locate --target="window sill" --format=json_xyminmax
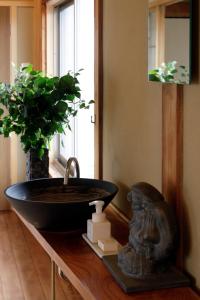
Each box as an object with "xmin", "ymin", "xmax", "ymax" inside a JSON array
[{"xmin": 49, "ymin": 159, "xmax": 65, "ymax": 178}]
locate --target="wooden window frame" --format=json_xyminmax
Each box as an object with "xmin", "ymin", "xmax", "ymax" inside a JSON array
[{"xmin": 149, "ymin": 0, "xmax": 184, "ymax": 9}]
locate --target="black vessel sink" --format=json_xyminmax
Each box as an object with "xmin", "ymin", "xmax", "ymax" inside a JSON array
[{"xmin": 5, "ymin": 178, "xmax": 118, "ymax": 230}]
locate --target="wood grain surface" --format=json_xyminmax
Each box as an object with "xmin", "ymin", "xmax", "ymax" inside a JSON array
[
  {"xmin": 162, "ymin": 84, "xmax": 184, "ymax": 269},
  {"xmin": 0, "ymin": 211, "xmax": 81, "ymax": 300},
  {"xmin": 13, "ymin": 207, "xmax": 200, "ymax": 300}
]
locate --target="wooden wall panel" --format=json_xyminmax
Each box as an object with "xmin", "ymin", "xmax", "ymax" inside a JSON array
[
  {"xmin": 0, "ymin": 7, "xmax": 10, "ymax": 210},
  {"xmin": 33, "ymin": 0, "xmax": 46, "ymax": 70},
  {"xmin": 0, "ymin": 6, "xmax": 10, "ymax": 82}
]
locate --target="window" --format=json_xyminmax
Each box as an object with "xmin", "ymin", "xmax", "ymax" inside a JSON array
[{"xmin": 47, "ymin": 0, "xmax": 96, "ymax": 178}]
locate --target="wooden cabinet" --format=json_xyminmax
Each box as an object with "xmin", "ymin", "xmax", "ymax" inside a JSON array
[{"xmin": 14, "ymin": 207, "xmax": 200, "ymax": 300}]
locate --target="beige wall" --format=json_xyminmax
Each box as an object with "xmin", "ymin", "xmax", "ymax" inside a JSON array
[
  {"xmin": 17, "ymin": 7, "xmax": 33, "ymax": 66},
  {"xmin": 103, "ymin": 0, "xmax": 162, "ymax": 217},
  {"xmin": 103, "ymin": 0, "xmax": 200, "ymax": 289},
  {"xmin": 0, "ymin": 7, "xmax": 11, "ymax": 209},
  {"xmin": 0, "ymin": 5, "xmax": 33, "ymax": 209},
  {"xmin": 184, "ymin": 83, "xmax": 200, "ymax": 285},
  {"xmin": 0, "ymin": 7, "xmax": 10, "ymax": 83},
  {"xmin": 12, "ymin": 6, "xmax": 34, "ymax": 184}
]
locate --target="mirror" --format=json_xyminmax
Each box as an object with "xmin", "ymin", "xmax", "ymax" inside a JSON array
[{"xmin": 148, "ymin": 0, "xmax": 192, "ymax": 84}]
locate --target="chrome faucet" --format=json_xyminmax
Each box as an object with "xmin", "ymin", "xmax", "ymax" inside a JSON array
[{"xmin": 64, "ymin": 157, "xmax": 80, "ymax": 185}]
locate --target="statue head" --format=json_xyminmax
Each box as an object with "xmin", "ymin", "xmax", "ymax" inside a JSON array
[{"xmin": 128, "ymin": 182, "xmax": 165, "ymax": 211}]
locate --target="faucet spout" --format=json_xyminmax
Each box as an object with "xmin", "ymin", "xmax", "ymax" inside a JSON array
[{"xmin": 64, "ymin": 157, "xmax": 80, "ymax": 185}]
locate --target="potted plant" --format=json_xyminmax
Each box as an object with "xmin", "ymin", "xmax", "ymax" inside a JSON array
[{"xmin": 0, "ymin": 64, "xmax": 93, "ymax": 180}]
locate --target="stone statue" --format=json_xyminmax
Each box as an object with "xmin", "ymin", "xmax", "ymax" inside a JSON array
[{"xmin": 118, "ymin": 182, "xmax": 177, "ymax": 278}]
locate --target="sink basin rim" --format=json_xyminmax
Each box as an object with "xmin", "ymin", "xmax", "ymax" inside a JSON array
[{"xmin": 4, "ymin": 177, "xmax": 118, "ymax": 204}]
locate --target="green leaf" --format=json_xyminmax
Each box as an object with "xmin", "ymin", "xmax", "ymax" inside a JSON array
[
  {"xmin": 56, "ymin": 101, "xmax": 68, "ymax": 113},
  {"xmin": 165, "ymin": 75, "xmax": 174, "ymax": 81},
  {"xmin": 0, "ymin": 108, "xmax": 4, "ymax": 116},
  {"xmin": 22, "ymin": 64, "xmax": 33, "ymax": 73},
  {"xmin": 59, "ymin": 75, "xmax": 74, "ymax": 89},
  {"xmin": 3, "ymin": 130, "xmax": 10, "ymax": 137},
  {"xmin": 34, "ymin": 77, "xmax": 46, "ymax": 88},
  {"xmin": 75, "ymin": 92, "xmax": 81, "ymax": 99},
  {"xmin": 30, "ymin": 70, "xmax": 38, "ymax": 75},
  {"xmin": 46, "ymin": 78, "xmax": 55, "ymax": 90},
  {"xmin": 66, "ymin": 94, "xmax": 75, "ymax": 101},
  {"xmin": 79, "ymin": 103, "xmax": 86, "ymax": 109},
  {"xmin": 72, "ymin": 110, "xmax": 78, "ymax": 117},
  {"xmin": 12, "ymin": 125, "xmax": 21, "ymax": 134},
  {"xmin": 148, "ymin": 69, "xmax": 159, "ymax": 75},
  {"xmin": 57, "ymin": 125, "xmax": 64, "ymax": 133},
  {"xmin": 148, "ymin": 74, "xmax": 160, "ymax": 82},
  {"xmin": 67, "ymin": 124, "xmax": 72, "ymax": 131},
  {"xmin": 38, "ymin": 148, "xmax": 44, "ymax": 159}
]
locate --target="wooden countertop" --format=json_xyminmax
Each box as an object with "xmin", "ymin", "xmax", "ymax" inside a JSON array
[{"xmin": 14, "ymin": 207, "xmax": 199, "ymax": 300}]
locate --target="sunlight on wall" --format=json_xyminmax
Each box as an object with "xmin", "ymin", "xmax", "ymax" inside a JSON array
[{"xmin": 0, "ymin": 5, "xmax": 33, "ymax": 209}]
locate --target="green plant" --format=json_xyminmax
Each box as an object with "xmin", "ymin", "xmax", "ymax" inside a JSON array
[
  {"xmin": 148, "ymin": 61, "xmax": 189, "ymax": 84},
  {"xmin": 0, "ymin": 64, "xmax": 93, "ymax": 158}
]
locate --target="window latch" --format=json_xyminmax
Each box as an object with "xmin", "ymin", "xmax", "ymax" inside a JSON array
[{"xmin": 91, "ymin": 115, "xmax": 96, "ymax": 124}]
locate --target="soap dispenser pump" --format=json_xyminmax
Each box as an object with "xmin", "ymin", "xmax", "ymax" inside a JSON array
[
  {"xmin": 87, "ymin": 200, "xmax": 111, "ymax": 243},
  {"xmin": 89, "ymin": 200, "xmax": 106, "ymax": 223}
]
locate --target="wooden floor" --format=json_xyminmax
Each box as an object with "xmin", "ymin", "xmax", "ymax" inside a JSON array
[{"xmin": 0, "ymin": 211, "xmax": 82, "ymax": 300}]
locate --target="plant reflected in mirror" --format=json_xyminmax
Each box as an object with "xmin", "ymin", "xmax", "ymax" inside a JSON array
[{"xmin": 148, "ymin": 60, "xmax": 189, "ymax": 84}]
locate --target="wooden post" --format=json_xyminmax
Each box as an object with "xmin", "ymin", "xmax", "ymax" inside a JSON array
[{"xmin": 162, "ymin": 83, "xmax": 183, "ymax": 268}]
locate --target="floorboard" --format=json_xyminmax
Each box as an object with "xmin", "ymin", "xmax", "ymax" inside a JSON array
[
  {"xmin": 0, "ymin": 213, "xmax": 25, "ymax": 300},
  {"xmin": 0, "ymin": 212, "xmax": 82, "ymax": 300},
  {"xmin": 5, "ymin": 212, "xmax": 45, "ymax": 300},
  {"xmin": 0, "ymin": 277, "xmax": 4, "ymax": 300}
]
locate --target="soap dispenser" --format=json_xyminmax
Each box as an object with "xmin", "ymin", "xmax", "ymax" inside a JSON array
[{"xmin": 87, "ymin": 200, "xmax": 111, "ymax": 243}]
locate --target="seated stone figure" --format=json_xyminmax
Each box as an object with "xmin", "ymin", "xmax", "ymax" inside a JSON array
[{"xmin": 118, "ymin": 182, "xmax": 177, "ymax": 278}]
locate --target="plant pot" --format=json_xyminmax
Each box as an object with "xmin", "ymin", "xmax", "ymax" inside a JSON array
[{"xmin": 26, "ymin": 149, "xmax": 49, "ymax": 181}]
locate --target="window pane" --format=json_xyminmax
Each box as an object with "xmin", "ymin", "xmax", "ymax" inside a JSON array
[
  {"xmin": 148, "ymin": 11, "xmax": 156, "ymax": 71},
  {"xmin": 59, "ymin": 2, "xmax": 75, "ymax": 159},
  {"xmin": 58, "ymin": 0, "xmax": 94, "ymax": 178},
  {"xmin": 59, "ymin": 2, "xmax": 74, "ymax": 75},
  {"xmin": 75, "ymin": 0, "xmax": 94, "ymax": 178}
]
